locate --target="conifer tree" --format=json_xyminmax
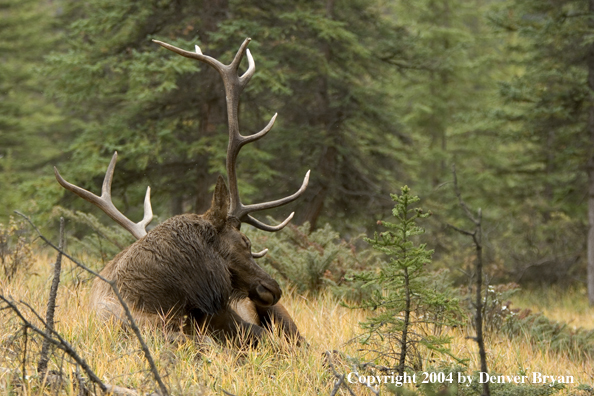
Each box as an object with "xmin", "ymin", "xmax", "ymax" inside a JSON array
[
  {"xmin": 44, "ymin": 0, "xmax": 410, "ymax": 231},
  {"xmin": 353, "ymin": 187, "xmax": 461, "ymax": 374},
  {"xmin": 385, "ymin": 0, "xmax": 500, "ymax": 195},
  {"xmin": 0, "ymin": 0, "xmax": 64, "ymax": 219},
  {"xmin": 491, "ymin": 0, "xmax": 594, "ymax": 303}
]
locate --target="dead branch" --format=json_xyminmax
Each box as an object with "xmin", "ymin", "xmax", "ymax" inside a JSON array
[
  {"xmin": 14, "ymin": 211, "xmax": 169, "ymax": 396},
  {"xmin": 329, "ymin": 374, "xmax": 345, "ymax": 396},
  {"xmin": 0, "ymin": 294, "xmax": 108, "ymax": 392},
  {"xmin": 38, "ymin": 216, "xmax": 64, "ymax": 374},
  {"xmin": 349, "ymin": 363, "xmax": 379, "ymax": 395},
  {"xmin": 452, "ymin": 164, "xmax": 479, "ymax": 226},
  {"xmin": 22, "ymin": 324, "xmax": 28, "ymax": 385},
  {"xmin": 323, "ymin": 351, "xmax": 357, "ymax": 396},
  {"xmin": 447, "ymin": 166, "xmax": 490, "ymax": 396},
  {"xmin": 1, "ymin": 296, "xmax": 149, "ymax": 396}
]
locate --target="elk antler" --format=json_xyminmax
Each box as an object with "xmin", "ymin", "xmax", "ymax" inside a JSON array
[
  {"xmin": 54, "ymin": 151, "xmax": 153, "ymax": 240},
  {"xmin": 153, "ymin": 38, "xmax": 310, "ymax": 232}
]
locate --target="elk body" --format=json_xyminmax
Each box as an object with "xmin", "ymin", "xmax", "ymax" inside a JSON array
[{"xmin": 54, "ymin": 38, "xmax": 310, "ymax": 345}]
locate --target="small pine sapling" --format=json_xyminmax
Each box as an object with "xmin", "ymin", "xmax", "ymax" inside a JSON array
[{"xmin": 353, "ymin": 186, "xmax": 463, "ymax": 375}]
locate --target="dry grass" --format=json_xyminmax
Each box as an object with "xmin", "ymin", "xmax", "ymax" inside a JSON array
[
  {"xmin": 513, "ymin": 286, "xmax": 594, "ymax": 330},
  {"xmin": 1, "ymin": 253, "xmax": 593, "ymax": 395}
]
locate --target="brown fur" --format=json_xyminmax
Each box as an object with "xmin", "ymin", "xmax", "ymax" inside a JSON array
[{"xmin": 90, "ymin": 178, "xmax": 302, "ymax": 345}]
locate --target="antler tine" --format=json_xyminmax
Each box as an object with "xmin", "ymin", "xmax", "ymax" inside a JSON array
[
  {"xmin": 140, "ymin": 186, "xmax": 154, "ymax": 230},
  {"xmin": 238, "ymin": 49, "xmax": 255, "ymax": 87},
  {"xmin": 236, "ymin": 170, "xmax": 310, "ymax": 220},
  {"xmin": 242, "ymin": 113, "xmax": 277, "ymax": 145},
  {"xmin": 152, "ymin": 38, "xmax": 254, "ymax": 87},
  {"xmin": 230, "ymin": 38, "xmax": 251, "ymax": 70},
  {"xmin": 245, "ymin": 212, "xmax": 295, "ymax": 232},
  {"xmin": 151, "ymin": 39, "xmax": 225, "ymax": 74},
  {"xmin": 54, "ymin": 151, "xmax": 153, "ymax": 240},
  {"xmin": 252, "ymin": 248, "xmax": 269, "ymax": 258}
]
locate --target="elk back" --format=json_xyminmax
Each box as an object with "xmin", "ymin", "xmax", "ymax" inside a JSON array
[{"xmin": 90, "ymin": 213, "xmax": 233, "ymax": 326}]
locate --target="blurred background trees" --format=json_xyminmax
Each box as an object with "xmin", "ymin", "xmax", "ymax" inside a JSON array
[{"xmin": 2, "ymin": 0, "xmax": 594, "ymax": 295}]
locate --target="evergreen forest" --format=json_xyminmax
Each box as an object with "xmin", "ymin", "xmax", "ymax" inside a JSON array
[{"xmin": 2, "ymin": 0, "xmax": 594, "ymax": 299}]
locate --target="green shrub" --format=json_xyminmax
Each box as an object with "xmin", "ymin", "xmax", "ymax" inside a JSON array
[
  {"xmin": 245, "ymin": 221, "xmax": 376, "ymax": 298},
  {"xmin": 502, "ymin": 310, "xmax": 594, "ymax": 361}
]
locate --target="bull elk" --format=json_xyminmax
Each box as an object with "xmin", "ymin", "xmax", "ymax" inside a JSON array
[{"xmin": 54, "ymin": 38, "xmax": 310, "ymax": 346}]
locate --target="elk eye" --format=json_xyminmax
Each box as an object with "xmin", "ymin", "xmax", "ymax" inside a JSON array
[{"xmin": 242, "ymin": 236, "xmax": 251, "ymax": 249}]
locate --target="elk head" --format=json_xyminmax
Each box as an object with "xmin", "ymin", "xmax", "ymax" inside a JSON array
[
  {"xmin": 54, "ymin": 38, "xmax": 309, "ymax": 344},
  {"xmin": 202, "ymin": 175, "xmax": 280, "ymax": 308}
]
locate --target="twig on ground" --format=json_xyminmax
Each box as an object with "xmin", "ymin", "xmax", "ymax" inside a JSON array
[
  {"xmin": 323, "ymin": 351, "xmax": 356, "ymax": 396},
  {"xmin": 14, "ymin": 211, "xmax": 169, "ymax": 396},
  {"xmin": 329, "ymin": 374, "xmax": 345, "ymax": 396},
  {"xmin": 350, "ymin": 363, "xmax": 379, "ymax": 395},
  {"xmin": 74, "ymin": 365, "xmax": 86, "ymax": 396},
  {"xmin": 0, "ymin": 294, "xmax": 108, "ymax": 392},
  {"xmin": 2, "ymin": 296, "xmax": 150, "ymax": 396}
]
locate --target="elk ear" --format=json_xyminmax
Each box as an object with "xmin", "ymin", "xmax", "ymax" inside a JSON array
[{"xmin": 205, "ymin": 175, "xmax": 230, "ymax": 230}]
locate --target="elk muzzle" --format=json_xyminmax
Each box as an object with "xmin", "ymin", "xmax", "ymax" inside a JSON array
[{"xmin": 248, "ymin": 280, "xmax": 281, "ymax": 307}]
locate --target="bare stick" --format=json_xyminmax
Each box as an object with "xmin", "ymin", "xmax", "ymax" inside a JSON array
[
  {"xmin": 22, "ymin": 324, "xmax": 28, "ymax": 385},
  {"xmin": 350, "ymin": 364, "xmax": 379, "ymax": 396},
  {"xmin": 0, "ymin": 295, "xmax": 108, "ymax": 392},
  {"xmin": 14, "ymin": 211, "xmax": 169, "ymax": 396},
  {"xmin": 329, "ymin": 374, "xmax": 345, "ymax": 396},
  {"xmin": 452, "ymin": 164, "xmax": 479, "ymax": 225},
  {"xmin": 19, "ymin": 299, "xmax": 143, "ymax": 396},
  {"xmin": 447, "ymin": 166, "xmax": 490, "ymax": 396},
  {"xmin": 323, "ymin": 351, "xmax": 356, "ymax": 396},
  {"xmin": 38, "ymin": 217, "xmax": 65, "ymax": 374}
]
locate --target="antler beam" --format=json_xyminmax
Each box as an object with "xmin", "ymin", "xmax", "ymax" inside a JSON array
[
  {"xmin": 153, "ymin": 38, "xmax": 310, "ymax": 231},
  {"xmin": 54, "ymin": 152, "xmax": 153, "ymax": 240}
]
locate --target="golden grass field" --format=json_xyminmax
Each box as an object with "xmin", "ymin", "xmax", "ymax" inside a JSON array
[{"xmin": 1, "ymin": 252, "xmax": 593, "ymax": 395}]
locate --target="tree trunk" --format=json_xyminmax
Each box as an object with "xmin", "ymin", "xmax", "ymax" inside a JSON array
[
  {"xmin": 398, "ymin": 267, "xmax": 411, "ymax": 376},
  {"xmin": 588, "ymin": 167, "xmax": 594, "ymax": 306},
  {"xmin": 298, "ymin": 146, "xmax": 336, "ymax": 229},
  {"xmin": 297, "ymin": 0, "xmax": 337, "ymax": 229},
  {"xmin": 587, "ymin": 0, "xmax": 594, "ymax": 306},
  {"xmin": 194, "ymin": 98, "xmax": 225, "ymax": 214},
  {"xmin": 542, "ymin": 129, "xmax": 555, "ymax": 222},
  {"xmin": 191, "ymin": 0, "xmax": 229, "ymax": 215}
]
